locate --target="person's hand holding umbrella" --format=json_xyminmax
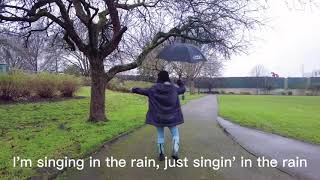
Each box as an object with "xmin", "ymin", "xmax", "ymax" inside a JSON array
[{"xmin": 176, "ymin": 79, "xmax": 183, "ymax": 87}]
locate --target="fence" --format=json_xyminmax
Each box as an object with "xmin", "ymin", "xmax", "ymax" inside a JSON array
[
  {"xmin": 194, "ymin": 77, "xmax": 320, "ymax": 95},
  {"xmin": 116, "ymin": 75, "xmax": 320, "ymax": 95},
  {"xmin": 194, "ymin": 77, "xmax": 320, "ymax": 89}
]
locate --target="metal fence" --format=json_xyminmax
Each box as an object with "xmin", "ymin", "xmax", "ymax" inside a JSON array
[{"xmin": 116, "ymin": 75, "xmax": 320, "ymax": 90}]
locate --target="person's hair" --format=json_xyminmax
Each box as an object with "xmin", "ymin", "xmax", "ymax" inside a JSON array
[{"xmin": 157, "ymin": 70, "xmax": 171, "ymax": 83}]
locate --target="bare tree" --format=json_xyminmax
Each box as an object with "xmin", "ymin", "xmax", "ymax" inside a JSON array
[
  {"xmin": 0, "ymin": 35, "xmax": 30, "ymax": 70},
  {"xmin": 171, "ymin": 58, "xmax": 223, "ymax": 94},
  {"xmin": 0, "ymin": 30, "xmax": 65, "ymax": 72},
  {"xmin": 40, "ymin": 46, "xmax": 67, "ymax": 73},
  {"xmin": 251, "ymin": 64, "xmax": 269, "ymax": 94},
  {"xmin": 200, "ymin": 61, "xmax": 223, "ymax": 78},
  {"xmin": 138, "ymin": 43, "xmax": 172, "ymax": 78},
  {"xmin": 251, "ymin": 64, "xmax": 268, "ymax": 77},
  {"xmin": 171, "ymin": 62, "xmax": 203, "ymax": 94},
  {"xmin": 0, "ymin": 33, "xmax": 40, "ymax": 71},
  {"xmin": 25, "ymin": 32, "xmax": 54, "ymax": 72},
  {"xmin": 63, "ymin": 50, "xmax": 90, "ymax": 76},
  {"xmin": 199, "ymin": 57, "xmax": 223, "ymax": 93},
  {"xmin": 0, "ymin": 0, "xmax": 264, "ymax": 122}
]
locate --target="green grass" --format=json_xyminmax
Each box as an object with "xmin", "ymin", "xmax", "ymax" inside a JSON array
[
  {"xmin": 0, "ymin": 86, "xmax": 203, "ymax": 179},
  {"xmin": 218, "ymin": 95, "xmax": 320, "ymax": 144}
]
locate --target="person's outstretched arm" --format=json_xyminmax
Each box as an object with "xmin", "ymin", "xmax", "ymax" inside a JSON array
[
  {"xmin": 131, "ymin": 87, "xmax": 150, "ymax": 96},
  {"xmin": 176, "ymin": 79, "xmax": 186, "ymax": 95}
]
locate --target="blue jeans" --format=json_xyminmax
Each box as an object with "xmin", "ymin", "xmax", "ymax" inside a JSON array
[{"xmin": 156, "ymin": 126, "xmax": 179, "ymax": 155}]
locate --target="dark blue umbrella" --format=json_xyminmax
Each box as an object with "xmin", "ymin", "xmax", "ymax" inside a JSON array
[{"xmin": 157, "ymin": 43, "xmax": 207, "ymax": 63}]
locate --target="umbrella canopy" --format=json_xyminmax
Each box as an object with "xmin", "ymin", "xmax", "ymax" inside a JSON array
[{"xmin": 157, "ymin": 43, "xmax": 207, "ymax": 63}]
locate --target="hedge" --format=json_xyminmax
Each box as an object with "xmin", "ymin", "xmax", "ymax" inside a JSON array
[{"xmin": 0, "ymin": 71, "xmax": 82, "ymax": 101}]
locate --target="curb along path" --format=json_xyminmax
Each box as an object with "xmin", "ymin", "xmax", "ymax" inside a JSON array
[{"xmin": 217, "ymin": 117, "xmax": 320, "ymax": 180}]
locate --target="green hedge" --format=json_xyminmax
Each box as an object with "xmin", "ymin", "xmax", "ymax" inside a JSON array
[
  {"xmin": 0, "ymin": 71, "xmax": 82, "ymax": 101},
  {"xmin": 106, "ymin": 78, "xmax": 152, "ymax": 93}
]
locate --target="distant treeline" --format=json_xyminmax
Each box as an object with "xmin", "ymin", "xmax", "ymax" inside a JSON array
[{"xmin": 117, "ymin": 75, "xmax": 320, "ymax": 89}]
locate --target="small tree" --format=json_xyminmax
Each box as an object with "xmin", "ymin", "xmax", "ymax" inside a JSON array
[{"xmin": 251, "ymin": 64, "xmax": 268, "ymax": 94}]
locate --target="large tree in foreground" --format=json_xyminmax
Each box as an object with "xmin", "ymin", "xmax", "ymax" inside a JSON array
[{"xmin": 0, "ymin": 0, "xmax": 264, "ymax": 122}]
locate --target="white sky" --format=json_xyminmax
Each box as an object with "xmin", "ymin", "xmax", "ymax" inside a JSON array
[{"xmin": 222, "ymin": 0, "xmax": 320, "ymax": 77}]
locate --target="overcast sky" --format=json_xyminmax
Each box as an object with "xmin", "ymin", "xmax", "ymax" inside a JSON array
[{"xmin": 222, "ymin": 0, "xmax": 320, "ymax": 77}]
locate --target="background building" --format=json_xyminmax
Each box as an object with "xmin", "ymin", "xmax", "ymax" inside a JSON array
[{"xmin": 0, "ymin": 64, "xmax": 9, "ymax": 73}]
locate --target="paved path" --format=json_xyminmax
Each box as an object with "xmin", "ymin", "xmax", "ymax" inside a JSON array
[
  {"xmin": 217, "ymin": 117, "xmax": 320, "ymax": 180},
  {"xmin": 59, "ymin": 95, "xmax": 293, "ymax": 180}
]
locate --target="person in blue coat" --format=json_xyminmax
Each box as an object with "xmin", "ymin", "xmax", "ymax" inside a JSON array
[{"xmin": 131, "ymin": 70, "xmax": 186, "ymax": 161}]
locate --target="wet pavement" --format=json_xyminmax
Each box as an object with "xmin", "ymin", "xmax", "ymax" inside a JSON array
[
  {"xmin": 58, "ymin": 95, "xmax": 293, "ymax": 180},
  {"xmin": 218, "ymin": 117, "xmax": 320, "ymax": 180}
]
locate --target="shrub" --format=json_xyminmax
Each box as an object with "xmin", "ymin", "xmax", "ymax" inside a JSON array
[
  {"xmin": 0, "ymin": 74, "xmax": 16, "ymax": 100},
  {"xmin": 305, "ymin": 92, "xmax": 313, "ymax": 96},
  {"xmin": 0, "ymin": 71, "xmax": 33, "ymax": 101},
  {"xmin": 220, "ymin": 90, "xmax": 226, "ymax": 94},
  {"xmin": 123, "ymin": 80, "xmax": 152, "ymax": 89},
  {"xmin": 106, "ymin": 79, "xmax": 130, "ymax": 93},
  {"xmin": 106, "ymin": 78, "xmax": 120, "ymax": 90},
  {"xmin": 0, "ymin": 72, "xmax": 83, "ymax": 101},
  {"xmin": 106, "ymin": 78, "xmax": 152, "ymax": 93},
  {"xmin": 228, "ymin": 92, "xmax": 235, "ymax": 94},
  {"xmin": 58, "ymin": 74, "xmax": 82, "ymax": 97},
  {"xmin": 281, "ymin": 91, "xmax": 286, "ymax": 95},
  {"xmin": 82, "ymin": 76, "xmax": 91, "ymax": 86},
  {"xmin": 240, "ymin": 91, "xmax": 251, "ymax": 95},
  {"xmin": 106, "ymin": 78, "xmax": 130, "ymax": 92},
  {"xmin": 288, "ymin": 91, "xmax": 293, "ymax": 96},
  {"xmin": 33, "ymin": 73, "xmax": 60, "ymax": 98},
  {"xmin": 115, "ymin": 86, "xmax": 131, "ymax": 93}
]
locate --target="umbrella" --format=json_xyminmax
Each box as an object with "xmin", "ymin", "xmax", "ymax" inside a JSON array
[{"xmin": 157, "ymin": 43, "xmax": 207, "ymax": 63}]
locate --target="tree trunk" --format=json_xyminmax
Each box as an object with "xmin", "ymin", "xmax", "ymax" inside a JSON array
[
  {"xmin": 88, "ymin": 58, "xmax": 107, "ymax": 122},
  {"xmin": 190, "ymin": 80, "xmax": 196, "ymax": 94}
]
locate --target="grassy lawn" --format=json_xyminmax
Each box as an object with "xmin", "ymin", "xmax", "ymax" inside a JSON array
[
  {"xmin": 0, "ymin": 86, "xmax": 203, "ymax": 179},
  {"xmin": 218, "ymin": 95, "xmax": 320, "ymax": 144}
]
